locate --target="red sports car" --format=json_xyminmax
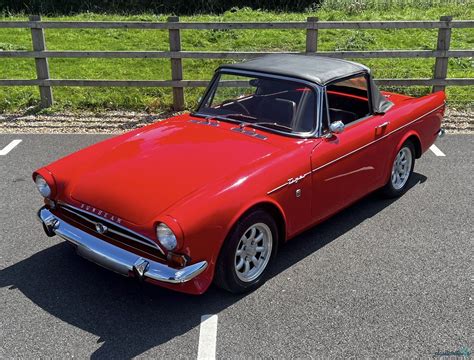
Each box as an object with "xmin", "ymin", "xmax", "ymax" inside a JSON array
[{"xmin": 35, "ymin": 55, "xmax": 445, "ymax": 294}]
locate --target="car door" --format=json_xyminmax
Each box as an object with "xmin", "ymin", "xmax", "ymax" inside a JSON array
[{"xmin": 310, "ymin": 75, "xmax": 389, "ymax": 223}]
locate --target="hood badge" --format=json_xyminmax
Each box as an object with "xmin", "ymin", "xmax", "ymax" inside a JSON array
[
  {"xmin": 95, "ymin": 223, "xmax": 108, "ymax": 234},
  {"xmin": 80, "ymin": 203, "xmax": 123, "ymax": 224}
]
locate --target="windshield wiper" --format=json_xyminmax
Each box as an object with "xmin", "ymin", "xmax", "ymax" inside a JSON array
[
  {"xmin": 192, "ymin": 113, "xmax": 293, "ymax": 133},
  {"xmin": 249, "ymin": 122, "xmax": 293, "ymax": 132},
  {"xmin": 219, "ymin": 113, "xmax": 258, "ymax": 121},
  {"xmin": 191, "ymin": 112, "xmax": 257, "ymax": 124},
  {"xmin": 192, "ymin": 112, "xmax": 258, "ymax": 124}
]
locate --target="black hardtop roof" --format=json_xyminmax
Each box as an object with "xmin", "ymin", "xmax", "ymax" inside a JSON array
[
  {"xmin": 219, "ymin": 54, "xmax": 369, "ymax": 85},
  {"xmin": 217, "ymin": 54, "xmax": 394, "ymax": 114}
]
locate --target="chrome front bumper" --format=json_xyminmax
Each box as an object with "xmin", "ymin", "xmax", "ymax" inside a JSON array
[{"xmin": 37, "ymin": 207, "xmax": 208, "ymax": 284}]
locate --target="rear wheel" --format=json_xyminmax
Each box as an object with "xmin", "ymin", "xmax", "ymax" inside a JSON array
[
  {"xmin": 381, "ymin": 141, "xmax": 415, "ymax": 198},
  {"xmin": 214, "ymin": 210, "xmax": 278, "ymax": 293}
]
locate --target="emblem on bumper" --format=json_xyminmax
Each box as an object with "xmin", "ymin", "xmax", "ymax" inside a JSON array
[{"xmin": 133, "ymin": 258, "xmax": 150, "ymax": 278}]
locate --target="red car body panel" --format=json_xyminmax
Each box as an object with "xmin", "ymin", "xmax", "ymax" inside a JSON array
[{"xmin": 34, "ymin": 84, "xmax": 445, "ymax": 294}]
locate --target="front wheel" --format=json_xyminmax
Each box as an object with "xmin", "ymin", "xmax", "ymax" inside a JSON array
[
  {"xmin": 214, "ymin": 209, "xmax": 278, "ymax": 293},
  {"xmin": 381, "ymin": 141, "xmax": 415, "ymax": 198}
]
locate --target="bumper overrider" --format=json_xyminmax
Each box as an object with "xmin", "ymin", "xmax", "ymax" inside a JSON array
[{"xmin": 37, "ymin": 207, "xmax": 208, "ymax": 284}]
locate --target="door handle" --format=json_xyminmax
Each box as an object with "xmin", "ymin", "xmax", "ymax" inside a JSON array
[
  {"xmin": 375, "ymin": 121, "xmax": 390, "ymax": 129},
  {"xmin": 376, "ymin": 121, "xmax": 390, "ymax": 129}
]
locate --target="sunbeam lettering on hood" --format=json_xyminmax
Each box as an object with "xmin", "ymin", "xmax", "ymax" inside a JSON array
[{"xmin": 79, "ymin": 203, "xmax": 123, "ymax": 224}]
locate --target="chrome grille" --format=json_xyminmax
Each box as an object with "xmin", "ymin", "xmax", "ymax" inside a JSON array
[{"xmin": 57, "ymin": 203, "xmax": 165, "ymax": 257}]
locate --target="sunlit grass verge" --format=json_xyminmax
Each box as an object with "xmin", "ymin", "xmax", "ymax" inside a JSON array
[{"xmin": 0, "ymin": 4, "xmax": 472, "ymax": 113}]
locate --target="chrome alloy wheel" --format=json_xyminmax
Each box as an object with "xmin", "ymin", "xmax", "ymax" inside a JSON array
[
  {"xmin": 391, "ymin": 147, "xmax": 413, "ymax": 190},
  {"xmin": 234, "ymin": 223, "xmax": 273, "ymax": 282}
]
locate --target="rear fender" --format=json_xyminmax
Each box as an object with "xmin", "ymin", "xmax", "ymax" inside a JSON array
[
  {"xmin": 381, "ymin": 91, "xmax": 445, "ymax": 185},
  {"xmin": 383, "ymin": 131, "xmax": 421, "ymax": 183}
]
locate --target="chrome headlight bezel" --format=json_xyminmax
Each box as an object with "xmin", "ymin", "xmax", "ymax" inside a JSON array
[
  {"xmin": 35, "ymin": 175, "xmax": 52, "ymax": 198},
  {"xmin": 156, "ymin": 223, "xmax": 177, "ymax": 251}
]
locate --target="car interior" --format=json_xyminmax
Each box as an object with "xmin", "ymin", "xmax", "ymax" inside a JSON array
[
  {"xmin": 211, "ymin": 78, "xmax": 316, "ymax": 133},
  {"xmin": 326, "ymin": 75, "xmax": 371, "ymax": 126},
  {"xmin": 203, "ymin": 74, "xmax": 372, "ymax": 134}
]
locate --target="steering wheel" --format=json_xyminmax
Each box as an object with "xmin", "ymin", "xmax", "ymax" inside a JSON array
[{"xmin": 221, "ymin": 99, "xmax": 251, "ymax": 115}]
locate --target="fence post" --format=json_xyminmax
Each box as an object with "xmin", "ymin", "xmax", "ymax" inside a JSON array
[
  {"xmin": 306, "ymin": 17, "xmax": 318, "ymax": 53},
  {"xmin": 432, "ymin": 15, "xmax": 452, "ymax": 93},
  {"xmin": 29, "ymin": 15, "xmax": 53, "ymax": 107},
  {"xmin": 168, "ymin": 16, "xmax": 185, "ymax": 111}
]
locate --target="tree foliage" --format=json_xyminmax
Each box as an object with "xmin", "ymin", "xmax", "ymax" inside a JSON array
[{"xmin": 0, "ymin": 0, "xmax": 323, "ymax": 15}]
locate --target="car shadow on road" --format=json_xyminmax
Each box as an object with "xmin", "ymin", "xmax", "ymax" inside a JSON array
[{"xmin": 0, "ymin": 173, "xmax": 426, "ymax": 358}]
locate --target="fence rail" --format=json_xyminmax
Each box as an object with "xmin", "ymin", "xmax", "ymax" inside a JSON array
[
  {"xmin": 0, "ymin": 15, "xmax": 473, "ymax": 109},
  {"xmin": 2, "ymin": 20, "xmax": 473, "ymax": 29}
]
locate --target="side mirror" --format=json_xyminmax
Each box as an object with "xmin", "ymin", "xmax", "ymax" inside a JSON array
[
  {"xmin": 329, "ymin": 120, "xmax": 345, "ymax": 134},
  {"xmin": 249, "ymin": 79, "xmax": 260, "ymax": 87}
]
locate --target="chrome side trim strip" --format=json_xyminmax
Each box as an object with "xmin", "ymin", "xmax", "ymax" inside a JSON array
[
  {"xmin": 58, "ymin": 202, "xmax": 165, "ymax": 255},
  {"xmin": 267, "ymin": 183, "xmax": 289, "ymax": 195},
  {"xmin": 266, "ymin": 103, "xmax": 444, "ymax": 195},
  {"xmin": 267, "ymin": 171, "xmax": 312, "ymax": 195},
  {"xmin": 38, "ymin": 207, "xmax": 208, "ymax": 284}
]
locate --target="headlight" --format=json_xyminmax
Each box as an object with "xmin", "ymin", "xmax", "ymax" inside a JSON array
[
  {"xmin": 156, "ymin": 223, "xmax": 177, "ymax": 251},
  {"xmin": 35, "ymin": 175, "xmax": 51, "ymax": 198}
]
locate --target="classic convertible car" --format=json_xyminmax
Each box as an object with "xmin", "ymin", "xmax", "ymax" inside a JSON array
[{"xmin": 35, "ymin": 55, "xmax": 445, "ymax": 294}]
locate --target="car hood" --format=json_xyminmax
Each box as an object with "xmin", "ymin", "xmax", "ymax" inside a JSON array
[{"xmin": 68, "ymin": 117, "xmax": 286, "ymax": 225}]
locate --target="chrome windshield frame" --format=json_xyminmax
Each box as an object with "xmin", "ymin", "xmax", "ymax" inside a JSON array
[{"xmin": 194, "ymin": 69, "xmax": 323, "ymax": 139}]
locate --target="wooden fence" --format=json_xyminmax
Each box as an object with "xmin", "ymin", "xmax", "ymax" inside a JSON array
[{"xmin": 0, "ymin": 15, "xmax": 473, "ymax": 110}]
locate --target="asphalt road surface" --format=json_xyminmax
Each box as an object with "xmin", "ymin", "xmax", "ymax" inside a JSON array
[{"xmin": 1, "ymin": 134, "xmax": 472, "ymax": 359}]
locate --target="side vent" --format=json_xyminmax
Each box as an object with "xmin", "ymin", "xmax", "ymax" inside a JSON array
[
  {"xmin": 188, "ymin": 119, "xmax": 219, "ymax": 127},
  {"xmin": 231, "ymin": 127, "xmax": 267, "ymax": 140}
]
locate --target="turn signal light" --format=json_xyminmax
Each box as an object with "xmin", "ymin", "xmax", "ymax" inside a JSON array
[
  {"xmin": 167, "ymin": 252, "xmax": 189, "ymax": 268},
  {"xmin": 45, "ymin": 198, "xmax": 56, "ymax": 209}
]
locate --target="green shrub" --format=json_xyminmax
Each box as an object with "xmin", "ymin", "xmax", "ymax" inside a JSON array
[{"xmin": 0, "ymin": 0, "xmax": 323, "ymax": 15}]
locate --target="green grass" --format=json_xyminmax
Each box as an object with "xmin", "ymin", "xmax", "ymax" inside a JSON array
[{"xmin": 0, "ymin": 4, "xmax": 473, "ymax": 113}]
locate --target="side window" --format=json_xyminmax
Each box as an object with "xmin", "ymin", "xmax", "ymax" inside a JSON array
[{"xmin": 326, "ymin": 75, "xmax": 371, "ymax": 126}]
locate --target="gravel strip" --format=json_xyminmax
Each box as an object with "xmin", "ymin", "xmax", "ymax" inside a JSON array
[{"xmin": 0, "ymin": 108, "xmax": 472, "ymax": 134}]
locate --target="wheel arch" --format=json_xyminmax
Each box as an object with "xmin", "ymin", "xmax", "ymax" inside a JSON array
[
  {"xmin": 406, "ymin": 134, "xmax": 422, "ymax": 159},
  {"xmin": 383, "ymin": 131, "xmax": 421, "ymax": 185},
  {"xmin": 227, "ymin": 200, "xmax": 287, "ymax": 248},
  {"xmin": 212, "ymin": 199, "xmax": 287, "ymax": 291},
  {"xmin": 398, "ymin": 131, "xmax": 422, "ymax": 159}
]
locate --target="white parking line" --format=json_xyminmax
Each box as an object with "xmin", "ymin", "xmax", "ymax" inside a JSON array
[
  {"xmin": 0, "ymin": 139, "xmax": 22, "ymax": 156},
  {"xmin": 197, "ymin": 314, "xmax": 218, "ymax": 360},
  {"xmin": 429, "ymin": 144, "xmax": 446, "ymax": 157}
]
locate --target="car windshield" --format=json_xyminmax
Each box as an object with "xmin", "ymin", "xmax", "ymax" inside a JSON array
[{"xmin": 196, "ymin": 73, "xmax": 317, "ymax": 134}]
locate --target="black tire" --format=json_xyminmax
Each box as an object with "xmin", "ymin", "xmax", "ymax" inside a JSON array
[
  {"xmin": 214, "ymin": 209, "xmax": 278, "ymax": 293},
  {"xmin": 381, "ymin": 140, "xmax": 416, "ymax": 198}
]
